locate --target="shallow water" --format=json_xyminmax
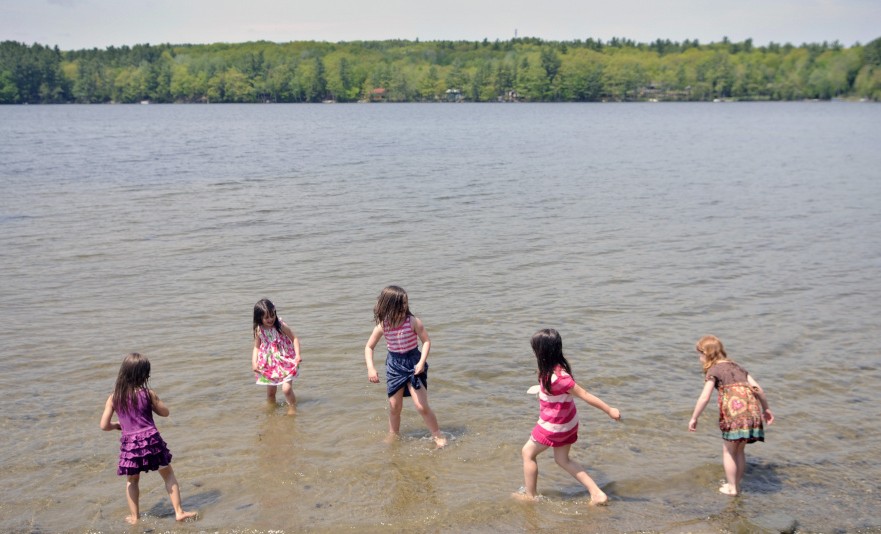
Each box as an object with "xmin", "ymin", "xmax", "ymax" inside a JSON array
[{"xmin": 1, "ymin": 102, "xmax": 880, "ymax": 533}]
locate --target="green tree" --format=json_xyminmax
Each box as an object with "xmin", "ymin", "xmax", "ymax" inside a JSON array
[
  {"xmin": 265, "ymin": 63, "xmax": 295, "ymax": 102},
  {"xmin": 170, "ymin": 62, "xmax": 205, "ymax": 102},
  {"xmin": 0, "ymin": 69, "xmax": 19, "ymax": 103},
  {"xmin": 559, "ymin": 50, "xmax": 604, "ymax": 101},
  {"xmin": 538, "ymin": 47, "xmax": 562, "ymax": 99},
  {"xmin": 113, "ymin": 65, "xmax": 147, "ymax": 102},
  {"xmin": 602, "ymin": 53, "xmax": 649, "ymax": 100},
  {"xmin": 72, "ymin": 56, "xmax": 112, "ymax": 102},
  {"xmin": 864, "ymin": 37, "xmax": 881, "ymax": 66},
  {"xmin": 853, "ymin": 65, "xmax": 881, "ymax": 100},
  {"xmin": 419, "ymin": 65, "xmax": 441, "ymax": 101},
  {"xmin": 325, "ymin": 52, "xmax": 361, "ymax": 102},
  {"xmin": 223, "ymin": 67, "xmax": 254, "ymax": 102},
  {"xmin": 444, "ymin": 61, "xmax": 469, "ymax": 92}
]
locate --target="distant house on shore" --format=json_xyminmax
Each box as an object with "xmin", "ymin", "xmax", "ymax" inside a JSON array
[
  {"xmin": 445, "ymin": 88, "xmax": 462, "ymax": 102},
  {"xmin": 370, "ymin": 88, "xmax": 386, "ymax": 102},
  {"xmin": 500, "ymin": 90, "xmax": 519, "ymax": 102}
]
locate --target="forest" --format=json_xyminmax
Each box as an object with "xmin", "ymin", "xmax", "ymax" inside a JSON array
[{"xmin": 1, "ymin": 36, "xmax": 880, "ymax": 104}]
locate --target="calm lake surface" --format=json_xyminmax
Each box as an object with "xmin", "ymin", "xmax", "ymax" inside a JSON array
[{"xmin": 1, "ymin": 102, "xmax": 880, "ymax": 533}]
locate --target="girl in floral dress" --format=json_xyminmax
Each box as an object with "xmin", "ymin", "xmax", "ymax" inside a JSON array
[
  {"xmin": 252, "ymin": 298, "xmax": 301, "ymax": 415},
  {"xmin": 688, "ymin": 335, "xmax": 775, "ymax": 495}
]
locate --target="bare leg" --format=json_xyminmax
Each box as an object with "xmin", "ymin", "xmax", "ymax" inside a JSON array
[
  {"xmin": 266, "ymin": 385, "xmax": 278, "ymax": 404},
  {"xmin": 386, "ymin": 389, "xmax": 404, "ymax": 441},
  {"xmin": 125, "ymin": 474, "xmax": 140, "ymax": 524},
  {"xmin": 514, "ymin": 438, "xmax": 547, "ymax": 500},
  {"xmin": 408, "ymin": 384, "xmax": 446, "ymax": 447},
  {"xmin": 158, "ymin": 465, "xmax": 197, "ymax": 521},
  {"xmin": 281, "ymin": 382, "xmax": 297, "ymax": 415},
  {"xmin": 553, "ymin": 444, "xmax": 609, "ymax": 505},
  {"xmin": 735, "ymin": 441, "xmax": 747, "ymax": 489},
  {"xmin": 720, "ymin": 440, "xmax": 741, "ymax": 495}
]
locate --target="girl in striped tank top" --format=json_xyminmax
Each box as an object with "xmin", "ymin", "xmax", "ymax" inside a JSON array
[
  {"xmin": 515, "ymin": 329, "xmax": 621, "ymax": 505},
  {"xmin": 365, "ymin": 286, "xmax": 447, "ymax": 447}
]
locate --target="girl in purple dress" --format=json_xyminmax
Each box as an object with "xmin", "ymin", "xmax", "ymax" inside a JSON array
[{"xmin": 100, "ymin": 353, "xmax": 197, "ymax": 525}]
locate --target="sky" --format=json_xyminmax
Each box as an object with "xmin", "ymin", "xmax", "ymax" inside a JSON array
[{"xmin": 1, "ymin": 0, "xmax": 879, "ymax": 50}]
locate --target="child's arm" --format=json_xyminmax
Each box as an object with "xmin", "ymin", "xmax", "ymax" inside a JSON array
[
  {"xmin": 281, "ymin": 322, "xmax": 302, "ymax": 366},
  {"xmin": 252, "ymin": 335, "xmax": 260, "ymax": 372},
  {"xmin": 99, "ymin": 395, "xmax": 121, "ymax": 431},
  {"xmin": 747, "ymin": 374, "xmax": 774, "ymax": 425},
  {"xmin": 570, "ymin": 384, "xmax": 621, "ymax": 421},
  {"xmin": 150, "ymin": 389, "xmax": 170, "ymax": 417},
  {"xmin": 688, "ymin": 379, "xmax": 715, "ymax": 431},
  {"xmin": 364, "ymin": 324, "xmax": 384, "ymax": 383},
  {"xmin": 412, "ymin": 317, "xmax": 431, "ymax": 375}
]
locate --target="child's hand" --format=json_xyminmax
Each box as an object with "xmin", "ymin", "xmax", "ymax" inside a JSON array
[
  {"xmin": 294, "ymin": 355, "xmax": 302, "ymax": 367},
  {"xmin": 608, "ymin": 407, "xmax": 621, "ymax": 421},
  {"xmin": 368, "ymin": 369, "xmax": 379, "ymax": 383},
  {"xmin": 414, "ymin": 361, "xmax": 426, "ymax": 375},
  {"xmin": 763, "ymin": 409, "xmax": 774, "ymax": 425},
  {"xmin": 688, "ymin": 417, "xmax": 698, "ymax": 432},
  {"xmin": 111, "ymin": 421, "xmax": 122, "ymax": 431}
]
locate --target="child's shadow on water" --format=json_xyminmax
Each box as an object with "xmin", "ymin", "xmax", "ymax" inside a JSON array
[
  {"xmin": 400, "ymin": 425, "xmax": 467, "ymax": 446},
  {"xmin": 604, "ymin": 460, "xmax": 784, "ymax": 505},
  {"xmin": 147, "ymin": 489, "xmax": 221, "ymax": 519},
  {"xmin": 598, "ymin": 481, "xmax": 651, "ymax": 503},
  {"xmin": 743, "ymin": 460, "xmax": 784, "ymax": 494}
]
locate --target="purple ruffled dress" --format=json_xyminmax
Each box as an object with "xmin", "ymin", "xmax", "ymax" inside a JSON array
[{"xmin": 116, "ymin": 389, "xmax": 172, "ymax": 476}]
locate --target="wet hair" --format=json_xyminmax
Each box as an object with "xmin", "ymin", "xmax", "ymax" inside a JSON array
[
  {"xmin": 112, "ymin": 352, "xmax": 152, "ymax": 414},
  {"xmin": 253, "ymin": 298, "xmax": 282, "ymax": 338},
  {"xmin": 696, "ymin": 335, "xmax": 728, "ymax": 373},
  {"xmin": 531, "ymin": 328, "xmax": 573, "ymax": 393},
  {"xmin": 373, "ymin": 285, "xmax": 413, "ymax": 327}
]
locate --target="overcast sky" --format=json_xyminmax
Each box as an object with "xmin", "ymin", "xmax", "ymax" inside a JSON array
[{"xmin": 2, "ymin": 0, "xmax": 879, "ymax": 50}]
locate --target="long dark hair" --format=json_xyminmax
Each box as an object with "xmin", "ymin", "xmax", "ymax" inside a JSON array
[
  {"xmin": 112, "ymin": 352, "xmax": 151, "ymax": 414},
  {"xmin": 531, "ymin": 329, "xmax": 573, "ymax": 393},
  {"xmin": 373, "ymin": 285, "xmax": 413, "ymax": 327},
  {"xmin": 253, "ymin": 298, "xmax": 282, "ymax": 338}
]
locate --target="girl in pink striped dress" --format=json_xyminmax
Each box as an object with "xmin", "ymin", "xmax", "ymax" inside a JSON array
[
  {"xmin": 364, "ymin": 285, "xmax": 446, "ymax": 447},
  {"xmin": 515, "ymin": 329, "xmax": 621, "ymax": 505}
]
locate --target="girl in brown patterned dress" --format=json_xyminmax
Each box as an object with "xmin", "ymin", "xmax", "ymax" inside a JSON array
[{"xmin": 688, "ymin": 335, "xmax": 774, "ymax": 495}]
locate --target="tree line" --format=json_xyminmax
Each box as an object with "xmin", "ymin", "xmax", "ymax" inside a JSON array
[{"xmin": 1, "ymin": 36, "xmax": 880, "ymax": 104}]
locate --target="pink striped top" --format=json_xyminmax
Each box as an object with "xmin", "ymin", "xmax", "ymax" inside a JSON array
[
  {"xmin": 531, "ymin": 367, "xmax": 579, "ymax": 447},
  {"xmin": 383, "ymin": 316, "xmax": 419, "ymax": 353}
]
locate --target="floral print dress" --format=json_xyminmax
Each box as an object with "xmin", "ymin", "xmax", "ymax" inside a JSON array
[
  {"xmin": 254, "ymin": 323, "xmax": 299, "ymax": 385},
  {"xmin": 706, "ymin": 361, "xmax": 764, "ymax": 443}
]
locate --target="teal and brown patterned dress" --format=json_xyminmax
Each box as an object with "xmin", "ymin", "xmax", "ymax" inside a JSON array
[{"xmin": 706, "ymin": 361, "xmax": 765, "ymax": 443}]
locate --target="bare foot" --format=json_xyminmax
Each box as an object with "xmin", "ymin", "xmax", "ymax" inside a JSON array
[
  {"xmin": 719, "ymin": 483, "xmax": 738, "ymax": 496},
  {"xmin": 124, "ymin": 515, "xmax": 138, "ymax": 525},
  {"xmin": 286, "ymin": 405, "xmax": 297, "ymax": 416},
  {"xmin": 383, "ymin": 432, "xmax": 400, "ymax": 444},
  {"xmin": 511, "ymin": 491, "xmax": 538, "ymax": 502},
  {"xmin": 433, "ymin": 435, "xmax": 448, "ymax": 448},
  {"xmin": 589, "ymin": 491, "xmax": 609, "ymax": 506},
  {"xmin": 176, "ymin": 510, "xmax": 198, "ymax": 521}
]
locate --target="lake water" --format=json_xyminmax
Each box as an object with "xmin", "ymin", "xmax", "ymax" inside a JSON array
[{"xmin": 1, "ymin": 102, "xmax": 880, "ymax": 533}]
